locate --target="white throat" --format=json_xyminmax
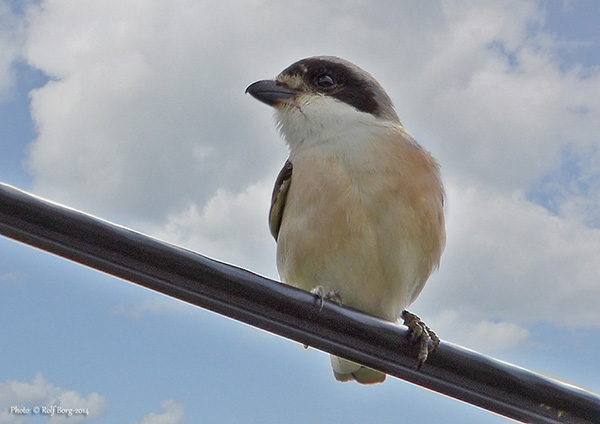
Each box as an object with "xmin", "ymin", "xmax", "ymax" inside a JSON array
[{"xmin": 274, "ymin": 95, "xmax": 393, "ymax": 152}]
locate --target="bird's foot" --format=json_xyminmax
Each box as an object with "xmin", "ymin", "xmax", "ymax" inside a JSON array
[
  {"xmin": 402, "ymin": 310, "xmax": 440, "ymax": 370},
  {"xmin": 310, "ymin": 286, "xmax": 343, "ymax": 310}
]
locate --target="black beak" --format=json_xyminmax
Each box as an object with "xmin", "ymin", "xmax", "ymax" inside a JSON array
[{"xmin": 245, "ymin": 79, "xmax": 297, "ymax": 107}]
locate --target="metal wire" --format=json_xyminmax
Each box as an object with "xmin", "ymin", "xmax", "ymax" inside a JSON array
[{"xmin": 1, "ymin": 182, "xmax": 599, "ymax": 424}]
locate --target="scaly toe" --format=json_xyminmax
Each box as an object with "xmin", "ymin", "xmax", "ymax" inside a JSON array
[
  {"xmin": 310, "ymin": 287, "xmax": 343, "ymax": 310},
  {"xmin": 402, "ymin": 310, "xmax": 439, "ymax": 370},
  {"xmin": 310, "ymin": 286, "xmax": 325, "ymax": 310},
  {"xmin": 325, "ymin": 290, "xmax": 343, "ymax": 306}
]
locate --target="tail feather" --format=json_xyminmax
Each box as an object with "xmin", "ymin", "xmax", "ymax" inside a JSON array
[{"xmin": 330, "ymin": 356, "xmax": 386, "ymax": 385}]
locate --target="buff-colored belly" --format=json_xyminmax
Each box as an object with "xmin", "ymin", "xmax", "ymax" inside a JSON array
[{"xmin": 276, "ymin": 138, "xmax": 444, "ymax": 322}]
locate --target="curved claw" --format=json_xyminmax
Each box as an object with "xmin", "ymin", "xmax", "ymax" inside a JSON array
[
  {"xmin": 310, "ymin": 286, "xmax": 343, "ymax": 310},
  {"xmin": 402, "ymin": 310, "xmax": 440, "ymax": 370}
]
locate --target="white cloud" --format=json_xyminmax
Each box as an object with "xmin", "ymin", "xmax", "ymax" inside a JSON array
[
  {"xmin": 24, "ymin": 0, "xmax": 581, "ymax": 219},
  {"xmin": 530, "ymin": 145, "xmax": 600, "ymax": 227},
  {"xmin": 395, "ymin": 3, "xmax": 600, "ymax": 193},
  {"xmin": 23, "ymin": 0, "xmax": 288, "ymax": 221},
  {"xmin": 428, "ymin": 310, "xmax": 530, "ymax": 354},
  {"xmin": 108, "ymin": 297, "xmax": 192, "ymax": 320},
  {"xmin": 133, "ymin": 400, "xmax": 185, "ymax": 424},
  {"xmin": 0, "ymin": 271, "xmax": 24, "ymax": 284},
  {"xmin": 151, "ymin": 178, "xmax": 278, "ymax": 278},
  {"xmin": 15, "ymin": 0, "xmax": 600, "ymax": 351},
  {"xmin": 20, "ymin": 0, "xmax": 600, "ymax": 214},
  {"xmin": 416, "ymin": 181, "xmax": 600, "ymax": 351},
  {"xmin": 0, "ymin": 373, "xmax": 107, "ymax": 423}
]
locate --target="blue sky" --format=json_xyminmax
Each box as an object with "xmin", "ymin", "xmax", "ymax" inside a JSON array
[{"xmin": 1, "ymin": 1, "xmax": 599, "ymax": 423}]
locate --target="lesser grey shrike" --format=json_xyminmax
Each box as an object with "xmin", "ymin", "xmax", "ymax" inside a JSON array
[{"xmin": 246, "ymin": 56, "xmax": 445, "ymax": 384}]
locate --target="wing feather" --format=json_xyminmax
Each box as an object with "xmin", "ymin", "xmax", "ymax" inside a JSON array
[{"xmin": 269, "ymin": 160, "xmax": 293, "ymax": 240}]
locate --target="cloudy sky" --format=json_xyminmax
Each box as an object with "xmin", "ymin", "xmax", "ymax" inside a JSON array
[{"xmin": 1, "ymin": 0, "xmax": 599, "ymax": 422}]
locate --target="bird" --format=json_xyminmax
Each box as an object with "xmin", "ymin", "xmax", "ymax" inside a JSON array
[{"xmin": 246, "ymin": 56, "xmax": 445, "ymax": 384}]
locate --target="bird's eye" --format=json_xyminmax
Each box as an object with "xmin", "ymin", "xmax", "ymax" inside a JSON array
[{"xmin": 314, "ymin": 73, "xmax": 336, "ymax": 88}]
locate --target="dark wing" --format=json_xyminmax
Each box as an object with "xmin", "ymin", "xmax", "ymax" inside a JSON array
[{"xmin": 269, "ymin": 159, "xmax": 293, "ymax": 241}]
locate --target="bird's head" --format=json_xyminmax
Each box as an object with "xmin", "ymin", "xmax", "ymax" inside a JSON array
[{"xmin": 246, "ymin": 56, "xmax": 400, "ymax": 149}]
